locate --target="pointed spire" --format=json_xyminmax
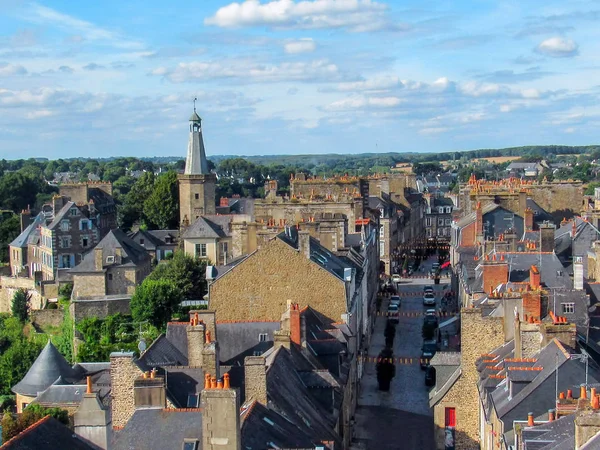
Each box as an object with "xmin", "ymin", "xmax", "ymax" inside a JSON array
[{"xmin": 185, "ymin": 107, "xmax": 209, "ymax": 175}]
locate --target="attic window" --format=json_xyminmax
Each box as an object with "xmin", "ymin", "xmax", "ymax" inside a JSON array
[
  {"xmin": 106, "ymin": 256, "xmax": 115, "ymax": 264},
  {"xmin": 182, "ymin": 440, "xmax": 199, "ymax": 450},
  {"xmin": 70, "ymin": 208, "xmax": 78, "ymax": 216},
  {"xmin": 186, "ymin": 394, "xmax": 199, "ymax": 408},
  {"xmin": 263, "ymin": 417, "xmax": 275, "ymax": 426},
  {"xmin": 140, "ymin": 239, "xmax": 145, "ymax": 245},
  {"xmin": 562, "ymin": 303, "xmax": 574, "ymax": 314},
  {"xmin": 259, "ymin": 333, "xmax": 268, "ymax": 342}
]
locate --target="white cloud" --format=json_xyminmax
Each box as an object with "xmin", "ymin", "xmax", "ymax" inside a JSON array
[
  {"xmin": 325, "ymin": 95, "xmax": 401, "ymax": 111},
  {"xmin": 500, "ymin": 104, "xmax": 514, "ymax": 113},
  {"xmin": 24, "ymin": 3, "xmax": 144, "ymax": 49},
  {"xmin": 520, "ymin": 88, "xmax": 541, "ymax": 99},
  {"xmin": 284, "ymin": 38, "xmax": 316, "ymax": 54},
  {"xmin": 419, "ymin": 127, "xmax": 450, "ymax": 135},
  {"xmin": 334, "ymin": 76, "xmax": 401, "ymax": 92},
  {"xmin": 204, "ymin": 0, "xmax": 400, "ymax": 32},
  {"xmin": 154, "ymin": 59, "xmax": 342, "ymax": 83},
  {"xmin": 0, "ymin": 63, "xmax": 27, "ymax": 76},
  {"xmin": 26, "ymin": 109, "xmax": 54, "ymax": 119},
  {"xmin": 564, "ymin": 127, "xmax": 576, "ymax": 133},
  {"xmin": 535, "ymin": 37, "xmax": 579, "ymax": 58}
]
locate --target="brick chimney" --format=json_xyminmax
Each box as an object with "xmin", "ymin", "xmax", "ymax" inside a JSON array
[
  {"xmin": 290, "ymin": 303, "xmax": 302, "ymax": 346},
  {"xmin": 244, "ymin": 356, "xmax": 267, "ymax": 405},
  {"xmin": 530, "ymin": 265, "xmax": 541, "ymax": 290},
  {"xmin": 475, "ymin": 202, "xmax": 484, "ymax": 238},
  {"xmin": 202, "ymin": 373, "xmax": 241, "ymax": 450},
  {"xmin": 539, "ymin": 223, "xmax": 556, "ymax": 252},
  {"xmin": 522, "ymin": 290, "xmax": 542, "ymax": 322},
  {"xmin": 482, "ymin": 256, "xmax": 509, "ymax": 295},
  {"xmin": 524, "ymin": 208, "xmax": 534, "ymax": 231},
  {"xmin": 74, "ymin": 376, "xmax": 112, "ymax": 450}
]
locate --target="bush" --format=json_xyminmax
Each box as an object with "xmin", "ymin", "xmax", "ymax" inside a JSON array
[
  {"xmin": 46, "ymin": 303, "xmax": 58, "ymax": 310},
  {"xmin": 11, "ymin": 289, "xmax": 30, "ymax": 323},
  {"xmin": 58, "ymin": 283, "xmax": 73, "ymax": 298},
  {"xmin": 1, "ymin": 404, "xmax": 69, "ymax": 442}
]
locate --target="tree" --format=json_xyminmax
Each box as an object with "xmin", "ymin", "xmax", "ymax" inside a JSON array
[
  {"xmin": 0, "ymin": 215, "xmax": 20, "ymax": 264},
  {"xmin": 118, "ymin": 172, "xmax": 155, "ymax": 230},
  {"xmin": 147, "ymin": 251, "xmax": 208, "ymax": 299},
  {"xmin": 11, "ymin": 289, "xmax": 30, "ymax": 323},
  {"xmin": 0, "ymin": 336, "xmax": 42, "ymax": 395},
  {"xmin": 130, "ymin": 279, "xmax": 183, "ymax": 329},
  {"xmin": 143, "ymin": 171, "xmax": 179, "ymax": 229},
  {"xmin": 1, "ymin": 404, "xmax": 69, "ymax": 442}
]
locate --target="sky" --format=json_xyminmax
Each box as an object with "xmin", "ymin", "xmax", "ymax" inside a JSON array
[{"xmin": 0, "ymin": 0, "xmax": 599, "ymax": 160}]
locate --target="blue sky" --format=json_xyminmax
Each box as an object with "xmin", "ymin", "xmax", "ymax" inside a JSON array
[{"xmin": 0, "ymin": 0, "xmax": 599, "ymax": 159}]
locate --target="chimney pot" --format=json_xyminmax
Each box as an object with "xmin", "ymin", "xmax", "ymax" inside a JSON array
[
  {"xmin": 593, "ymin": 393, "xmax": 600, "ymax": 410},
  {"xmin": 205, "ymin": 330, "xmax": 211, "ymax": 343},
  {"xmin": 548, "ymin": 409, "xmax": 555, "ymax": 422},
  {"xmin": 567, "ymin": 389, "xmax": 573, "ymax": 399},
  {"xmin": 581, "ymin": 386, "xmax": 588, "ymax": 400},
  {"xmin": 217, "ymin": 378, "xmax": 223, "ymax": 389},
  {"xmin": 223, "ymin": 373, "xmax": 230, "ymax": 389},
  {"xmin": 210, "ymin": 377, "xmax": 217, "ymax": 389},
  {"xmin": 86, "ymin": 376, "xmax": 92, "ymax": 394},
  {"xmin": 559, "ymin": 392, "xmax": 565, "ymax": 399},
  {"xmin": 528, "ymin": 412, "xmax": 534, "ymax": 427},
  {"xmin": 204, "ymin": 373, "xmax": 211, "ymax": 389}
]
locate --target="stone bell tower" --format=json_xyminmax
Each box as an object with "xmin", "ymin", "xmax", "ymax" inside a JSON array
[{"xmin": 178, "ymin": 105, "xmax": 216, "ymax": 227}]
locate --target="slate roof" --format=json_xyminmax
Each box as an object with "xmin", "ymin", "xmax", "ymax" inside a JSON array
[
  {"xmin": 508, "ymin": 162, "xmax": 542, "ymax": 170},
  {"xmin": 521, "ymin": 414, "xmax": 575, "ymax": 449},
  {"xmin": 164, "ymin": 367, "xmax": 205, "ymax": 408},
  {"xmin": 182, "ymin": 215, "xmax": 232, "ymax": 239},
  {"xmin": 147, "ymin": 229, "xmax": 178, "ymax": 245},
  {"xmin": 241, "ymin": 400, "xmax": 324, "ymax": 450},
  {"xmin": 1, "ymin": 416, "xmax": 96, "ymax": 450},
  {"xmin": 34, "ymin": 383, "xmax": 86, "ymax": 407},
  {"xmin": 46, "ymin": 201, "xmax": 80, "ymax": 230},
  {"xmin": 526, "ymin": 198, "xmax": 553, "ymax": 223},
  {"xmin": 12, "ymin": 341, "xmax": 81, "ymax": 397},
  {"xmin": 138, "ymin": 334, "xmax": 188, "ymax": 367},
  {"xmin": 70, "ymin": 228, "xmax": 150, "ymax": 272},
  {"xmin": 455, "ymin": 203, "xmax": 502, "ymax": 229},
  {"xmin": 9, "ymin": 213, "xmax": 45, "ymax": 248},
  {"xmin": 432, "ymin": 197, "xmax": 454, "ymax": 207},
  {"xmin": 227, "ymin": 197, "xmax": 254, "ymax": 215},
  {"xmin": 112, "ymin": 408, "xmax": 203, "ymax": 450},
  {"xmin": 216, "ymin": 321, "xmax": 280, "ymax": 365},
  {"xmin": 128, "ymin": 229, "xmax": 167, "ymax": 251}
]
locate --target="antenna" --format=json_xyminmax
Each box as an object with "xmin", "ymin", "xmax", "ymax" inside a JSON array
[{"xmin": 193, "ymin": 97, "xmax": 197, "ymax": 113}]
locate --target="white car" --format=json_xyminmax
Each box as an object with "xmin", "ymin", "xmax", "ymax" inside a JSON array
[
  {"xmin": 423, "ymin": 293, "xmax": 436, "ymax": 306},
  {"xmin": 390, "ymin": 295, "xmax": 401, "ymax": 307},
  {"xmin": 391, "ymin": 274, "xmax": 402, "ymax": 283}
]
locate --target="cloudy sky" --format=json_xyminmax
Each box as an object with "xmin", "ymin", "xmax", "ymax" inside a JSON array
[{"xmin": 0, "ymin": 0, "xmax": 599, "ymax": 159}]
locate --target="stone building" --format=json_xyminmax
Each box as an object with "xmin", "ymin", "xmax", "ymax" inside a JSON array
[
  {"xmin": 424, "ymin": 194, "xmax": 454, "ymax": 241},
  {"xmin": 70, "ymin": 229, "xmax": 152, "ymax": 300},
  {"xmin": 369, "ymin": 194, "xmax": 399, "ymax": 275},
  {"xmin": 127, "ymin": 229, "xmax": 178, "ymax": 262},
  {"xmin": 178, "ymin": 109, "xmax": 217, "ymax": 226}
]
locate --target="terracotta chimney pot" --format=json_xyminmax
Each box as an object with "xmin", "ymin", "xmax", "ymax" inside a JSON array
[
  {"xmin": 217, "ymin": 378, "xmax": 223, "ymax": 389},
  {"xmin": 527, "ymin": 412, "xmax": 534, "ymax": 427},
  {"xmin": 567, "ymin": 389, "xmax": 573, "ymax": 399},
  {"xmin": 223, "ymin": 373, "xmax": 230, "ymax": 389},
  {"xmin": 86, "ymin": 376, "xmax": 92, "ymax": 394},
  {"xmin": 548, "ymin": 409, "xmax": 555, "ymax": 422},
  {"xmin": 204, "ymin": 373, "xmax": 211, "ymax": 389},
  {"xmin": 210, "ymin": 377, "xmax": 217, "ymax": 389},
  {"xmin": 559, "ymin": 392, "xmax": 565, "ymax": 399},
  {"xmin": 581, "ymin": 386, "xmax": 588, "ymax": 400}
]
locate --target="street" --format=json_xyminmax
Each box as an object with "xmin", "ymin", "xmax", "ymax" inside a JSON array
[{"xmin": 352, "ymin": 256, "xmax": 452, "ymax": 450}]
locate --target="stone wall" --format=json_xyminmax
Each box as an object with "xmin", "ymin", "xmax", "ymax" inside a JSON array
[
  {"xmin": 208, "ymin": 238, "xmax": 347, "ymax": 323},
  {"xmin": 106, "ymin": 267, "xmax": 138, "ymax": 296},
  {"xmin": 433, "ymin": 308, "xmax": 504, "ymax": 450},
  {"xmin": 0, "ymin": 276, "xmax": 44, "ymax": 313},
  {"xmin": 73, "ymin": 273, "xmax": 106, "ymax": 298},
  {"xmin": 31, "ymin": 309, "xmax": 65, "ymax": 328},
  {"xmin": 244, "ymin": 356, "xmax": 267, "ymax": 404},
  {"xmin": 110, "ymin": 352, "xmax": 143, "ymax": 429},
  {"xmin": 70, "ymin": 296, "xmax": 131, "ymax": 322}
]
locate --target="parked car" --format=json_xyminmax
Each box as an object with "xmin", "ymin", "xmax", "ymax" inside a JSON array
[
  {"xmin": 387, "ymin": 303, "xmax": 399, "ymax": 324},
  {"xmin": 424, "ymin": 285, "xmax": 434, "ymax": 294},
  {"xmin": 432, "ymin": 262, "xmax": 440, "ymax": 271},
  {"xmin": 424, "ymin": 309, "xmax": 438, "ymax": 327},
  {"xmin": 391, "ymin": 273, "xmax": 402, "ymax": 283},
  {"xmin": 425, "ymin": 365, "xmax": 436, "ymax": 386},
  {"xmin": 421, "ymin": 340, "xmax": 437, "ymax": 369},
  {"xmin": 390, "ymin": 295, "xmax": 401, "ymax": 307},
  {"xmin": 423, "ymin": 292, "xmax": 436, "ymax": 306}
]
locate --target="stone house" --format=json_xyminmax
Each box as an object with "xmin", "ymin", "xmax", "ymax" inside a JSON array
[
  {"xmin": 127, "ymin": 229, "xmax": 178, "ymax": 262},
  {"xmin": 555, "ymin": 217, "xmax": 600, "ymax": 275},
  {"xmin": 181, "ymin": 215, "xmax": 236, "ymax": 265},
  {"xmin": 424, "ymin": 194, "xmax": 454, "ymax": 241},
  {"xmin": 369, "ymin": 194, "xmax": 399, "ymax": 275},
  {"xmin": 70, "ymin": 229, "xmax": 151, "ymax": 299}
]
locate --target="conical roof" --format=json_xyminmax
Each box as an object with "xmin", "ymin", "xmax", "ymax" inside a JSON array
[
  {"xmin": 12, "ymin": 340, "xmax": 79, "ymax": 396},
  {"xmin": 189, "ymin": 111, "xmax": 201, "ymax": 122}
]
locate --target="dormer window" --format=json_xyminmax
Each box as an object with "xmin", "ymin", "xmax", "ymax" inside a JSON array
[
  {"xmin": 106, "ymin": 256, "xmax": 115, "ymax": 264},
  {"xmin": 70, "ymin": 208, "xmax": 79, "ymax": 216},
  {"xmin": 182, "ymin": 440, "xmax": 199, "ymax": 450}
]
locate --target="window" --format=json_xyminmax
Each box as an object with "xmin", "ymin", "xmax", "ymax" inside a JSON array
[
  {"xmin": 60, "ymin": 220, "xmax": 70, "ymax": 232},
  {"xmin": 194, "ymin": 193, "xmax": 199, "ymax": 200},
  {"xmin": 438, "ymin": 218, "xmax": 444, "ymax": 226},
  {"xmin": 186, "ymin": 394, "xmax": 199, "ymax": 408},
  {"xmin": 446, "ymin": 207, "xmax": 452, "ymax": 213},
  {"xmin": 380, "ymin": 240, "xmax": 385, "ymax": 256},
  {"xmin": 253, "ymin": 350, "xmax": 263, "ymax": 356},
  {"xmin": 80, "ymin": 220, "xmax": 89, "ymax": 231},
  {"xmin": 259, "ymin": 333, "xmax": 268, "ymax": 342},
  {"xmin": 60, "ymin": 254, "xmax": 72, "ymax": 268},
  {"xmin": 221, "ymin": 242, "xmax": 228, "ymax": 255},
  {"xmin": 437, "ymin": 228, "xmax": 444, "ymax": 236},
  {"xmin": 195, "ymin": 243, "xmax": 207, "ymax": 257},
  {"xmin": 380, "ymin": 226, "xmax": 385, "ymax": 238},
  {"xmin": 426, "ymin": 218, "xmax": 432, "ymax": 227},
  {"xmin": 21, "ymin": 402, "xmax": 28, "ymax": 410},
  {"xmin": 445, "ymin": 407, "xmax": 456, "ymax": 427},
  {"xmin": 438, "ymin": 207, "xmax": 444, "ymax": 214},
  {"xmin": 427, "ymin": 229, "xmax": 432, "ymax": 237},
  {"xmin": 60, "ymin": 237, "xmax": 71, "ymax": 248},
  {"xmin": 106, "ymin": 256, "xmax": 115, "ymax": 264},
  {"xmin": 140, "ymin": 239, "xmax": 145, "ymax": 245},
  {"xmin": 182, "ymin": 440, "xmax": 199, "ymax": 450},
  {"xmin": 380, "ymin": 208, "xmax": 384, "ymax": 218},
  {"xmin": 70, "ymin": 208, "xmax": 78, "ymax": 216},
  {"xmin": 562, "ymin": 303, "xmax": 575, "ymax": 314},
  {"xmin": 108, "ymin": 273, "xmax": 113, "ymax": 281}
]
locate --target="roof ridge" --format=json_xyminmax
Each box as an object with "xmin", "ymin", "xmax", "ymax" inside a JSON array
[{"xmin": 0, "ymin": 415, "xmax": 52, "ymax": 447}]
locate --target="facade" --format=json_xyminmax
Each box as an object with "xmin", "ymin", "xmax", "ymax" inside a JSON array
[
  {"xmin": 425, "ymin": 194, "xmax": 454, "ymax": 241},
  {"xmin": 127, "ymin": 229, "xmax": 178, "ymax": 262},
  {"xmin": 182, "ymin": 215, "xmax": 237, "ymax": 265},
  {"xmin": 178, "ymin": 110, "xmax": 217, "ymax": 226},
  {"xmin": 369, "ymin": 194, "xmax": 399, "ymax": 275}
]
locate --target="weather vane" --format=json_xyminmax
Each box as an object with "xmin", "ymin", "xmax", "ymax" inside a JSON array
[{"xmin": 193, "ymin": 97, "xmax": 197, "ymax": 113}]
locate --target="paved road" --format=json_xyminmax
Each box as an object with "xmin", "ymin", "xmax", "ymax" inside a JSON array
[{"xmin": 352, "ymin": 257, "xmax": 451, "ymax": 450}]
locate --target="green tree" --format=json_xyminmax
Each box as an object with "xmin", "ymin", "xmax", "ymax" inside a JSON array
[
  {"xmin": 1, "ymin": 404, "xmax": 69, "ymax": 442},
  {"xmin": 147, "ymin": 251, "xmax": 207, "ymax": 299},
  {"xmin": 11, "ymin": 289, "xmax": 30, "ymax": 323},
  {"xmin": 118, "ymin": 172, "xmax": 155, "ymax": 230},
  {"xmin": 130, "ymin": 279, "xmax": 183, "ymax": 329},
  {"xmin": 143, "ymin": 171, "xmax": 179, "ymax": 229},
  {"xmin": 0, "ymin": 337, "xmax": 42, "ymax": 395},
  {"xmin": 0, "ymin": 215, "xmax": 20, "ymax": 264}
]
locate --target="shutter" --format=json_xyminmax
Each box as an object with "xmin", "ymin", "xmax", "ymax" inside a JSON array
[{"xmin": 445, "ymin": 407, "xmax": 456, "ymax": 427}]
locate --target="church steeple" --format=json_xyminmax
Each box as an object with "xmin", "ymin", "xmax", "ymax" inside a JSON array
[{"xmin": 185, "ymin": 100, "xmax": 209, "ymax": 175}]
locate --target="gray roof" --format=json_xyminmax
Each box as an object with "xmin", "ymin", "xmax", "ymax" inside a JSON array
[
  {"xmin": 455, "ymin": 203, "xmax": 501, "ymax": 229},
  {"xmin": 521, "ymin": 414, "xmax": 575, "ymax": 450},
  {"xmin": 113, "ymin": 408, "xmax": 203, "ymax": 450},
  {"xmin": 128, "ymin": 229, "xmax": 168, "ymax": 251},
  {"xmin": 70, "ymin": 228, "xmax": 150, "ymax": 273},
  {"xmin": 182, "ymin": 215, "xmax": 232, "ymax": 239},
  {"xmin": 35, "ymin": 383, "xmax": 86, "ymax": 407},
  {"xmin": 430, "ymin": 352, "xmax": 460, "ymax": 366},
  {"xmin": 217, "ymin": 321, "xmax": 280, "ymax": 365},
  {"xmin": 1, "ymin": 416, "xmax": 96, "ymax": 450},
  {"xmin": 12, "ymin": 340, "xmax": 81, "ymax": 396},
  {"xmin": 508, "ymin": 162, "xmax": 541, "ymax": 170},
  {"xmin": 9, "ymin": 213, "xmax": 45, "ymax": 248},
  {"xmin": 47, "ymin": 201, "xmax": 79, "ymax": 230},
  {"xmin": 139, "ymin": 334, "xmax": 188, "ymax": 367}
]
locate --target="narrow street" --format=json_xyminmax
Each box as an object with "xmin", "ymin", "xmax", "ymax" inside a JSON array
[{"xmin": 352, "ymin": 256, "xmax": 452, "ymax": 450}]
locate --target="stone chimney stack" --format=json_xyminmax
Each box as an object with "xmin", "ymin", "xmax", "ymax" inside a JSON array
[
  {"xmin": 133, "ymin": 370, "xmax": 166, "ymax": 409},
  {"xmin": 94, "ymin": 247, "xmax": 103, "ymax": 271},
  {"xmin": 187, "ymin": 315, "xmax": 206, "ymax": 368},
  {"xmin": 297, "ymin": 230, "xmax": 311, "ymax": 259},
  {"xmin": 524, "ymin": 208, "xmax": 534, "ymax": 231},
  {"xmin": 74, "ymin": 376, "xmax": 112, "ymax": 450},
  {"xmin": 110, "ymin": 352, "xmax": 142, "ymax": 429},
  {"xmin": 244, "ymin": 356, "xmax": 267, "ymax": 405},
  {"xmin": 539, "ymin": 222, "xmax": 556, "ymax": 253},
  {"xmin": 475, "ymin": 202, "xmax": 484, "ymax": 241},
  {"xmin": 575, "ymin": 410, "xmax": 600, "ymax": 449},
  {"xmin": 202, "ymin": 373, "xmax": 241, "ymax": 450}
]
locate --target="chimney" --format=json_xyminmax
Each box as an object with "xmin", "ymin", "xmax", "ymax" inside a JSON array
[
  {"xmin": 202, "ymin": 339, "xmax": 220, "ymax": 379},
  {"xmin": 19, "ymin": 209, "xmax": 31, "ymax": 233},
  {"xmin": 529, "ymin": 265, "xmax": 541, "ymax": 290},
  {"xmin": 297, "ymin": 229, "xmax": 311, "ymax": 259},
  {"xmin": 482, "ymin": 258, "xmax": 509, "ymax": 295},
  {"xmin": 576, "ymin": 410, "xmax": 600, "ymax": 449},
  {"xmin": 244, "ymin": 356, "xmax": 267, "ymax": 405},
  {"xmin": 548, "ymin": 409, "xmax": 555, "ymax": 422},
  {"xmin": 528, "ymin": 412, "xmax": 534, "ymax": 427},
  {"xmin": 522, "ymin": 290, "xmax": 541, "ymax": 322},
  {"xmin": 272, "ymin": 330, "xmax": 290, "ymax": 349},
  {"xmin": 133, "ymin": 372, "xmax": 166, "ymax": 409},
  {"xmin": 187, "ymin": 318, "xmax": 206, "ymax": 368},
  {"xmin": 290, "ymin": 303, "xmax": 302, "ymax": 346},
  {"xmin": 94, "ymin": 247, "xmax": 103, "ymax": 271},
  {"xmin": 74, "ymin": 376, "xmax": 112, "ymax": 450},
  {"xmin": 202, "ymin": 374, "xmax": 241, "ymax": 450},
  {"xmin": 540, "ymin": 321, "xmax": 577, "ymax": 349},
  {"xmin": 574, "ymin": 257, "xmax": 584, "ymax": 290},
  {"xmin": 475, "ymin": 202, "xmax": 483, "ymax": 238},
  {"xmin": 220, "ymin": 197, "xmax": 229, "ymax": 207},
  {"xmin": 524, "ymin": 208, "xmax": 534, "ymax": 231},
  {"xmin": 572, "ymin": 219, "xmax": 578, "ymax": 238},
  {"xmin": 539, "ymin": 222, "xmax": 555, "ymax": 252},
  {"xmin": 189, "ymin": 310, "xmax": 218, "ymax": 343},
  {"xmin": 110, "ymin": 352, "xmax": 142, "ymax": 429}
]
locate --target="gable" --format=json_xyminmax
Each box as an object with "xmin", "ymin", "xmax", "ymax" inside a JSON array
[{"xmin": 209, "ymin": 238, "xmax": 346, "ymax": 322}]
